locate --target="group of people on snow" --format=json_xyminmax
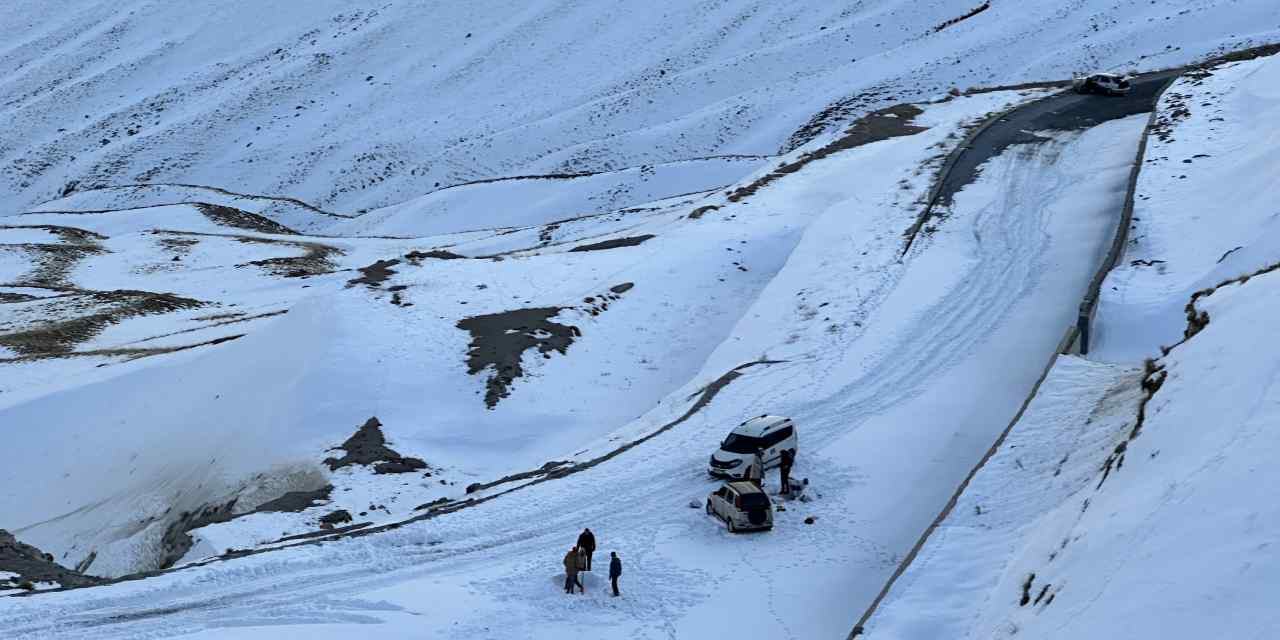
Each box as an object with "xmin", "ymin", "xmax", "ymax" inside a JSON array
[
  {"xmin": 563, "ymin": 528, "xmax": 623, "ymax": 597},
  {"xmin": 558, "ymin": 438, "xmax": 801, "ymax": 598},
  {"xmin": 744, "ymin": 446, "xmax": 796, "ymax": 495}
]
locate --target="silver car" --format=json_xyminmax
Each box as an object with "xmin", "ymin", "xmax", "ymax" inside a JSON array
[{"xmin": 706, "ymin": 481, "xmax": 774, "ymax": 533}]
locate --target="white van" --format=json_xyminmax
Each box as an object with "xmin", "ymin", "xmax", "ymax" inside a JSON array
[{"xmin": 707, "ymin": 415, "xmax": 798, "ymax": 479}]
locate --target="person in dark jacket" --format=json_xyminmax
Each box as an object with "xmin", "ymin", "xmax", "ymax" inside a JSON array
[
  {"xmin": 609, "ymin": 551, "xmax": 622, "ymax": 597},
  {"xmin": 779, "ymin": 448, "xmax": 795, "ymax": 495},
  {"xmin": 577, "ymin": 528, "xmax": 596, "ymax": 571}
]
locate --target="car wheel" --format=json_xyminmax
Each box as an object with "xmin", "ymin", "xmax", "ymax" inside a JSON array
[
  {"xmin": 727, "ymin": 518, "xmax": 736, "ymax": 533},
  {"xmin": 705, "ymin": 500, "xmax": 714, "ymax": 515}
]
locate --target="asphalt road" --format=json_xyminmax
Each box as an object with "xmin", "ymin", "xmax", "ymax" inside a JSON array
[{"xmin": 934, "ymin": 71, "xmax": 1181, "ymax": 210}]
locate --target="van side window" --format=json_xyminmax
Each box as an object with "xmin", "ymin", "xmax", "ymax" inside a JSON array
[{"xmin": 764, "ymin": 426, "xmax": 793, "ymax": 447}]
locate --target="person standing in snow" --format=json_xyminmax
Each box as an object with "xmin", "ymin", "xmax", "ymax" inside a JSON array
[
  {"xmin": 577, "ymin": 528, "xmax": 596, "ymax": 571},
  {"xmin": 747, "ymin": 448, "xmax": 765, "ymax": 487},
  {"xmin": 563, "ymin": 546, "xmax": 580, "ymax": 594},
  {"xmin": 609, "ymin": 551, "xmax": 622, "ymax": 597},
  {"xmin": 779, "ymin": 448, "xmax": 795, "ymax": 495}
]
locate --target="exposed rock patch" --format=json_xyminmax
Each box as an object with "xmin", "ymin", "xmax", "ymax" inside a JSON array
[
  {"xmin": 319, "ymin": 510, "xmax": 353, "ymax": 529},
  {"xmin": 323, "ymin": 417, "xmax": 427, "ymax": 473},
  {"xmin": 234, "ymin": 235, "xmax": 342, "ymax": 278},
  {"xmin": 253, "ymin": 485, "xmax": 334, "ymax": 513},
  {"xmin": 729, "ymin": 104, "xmax": 927, "ymax": 202},
  {"xmin": 0, "ymin": 530, "xmax": 103, "ymax": 590},
  {"xmin": 195, "ymin": 203, "xmax": 299, "ymax": 235},
  {"xmin": 404, "ymin": 249, "xmax": 465, "ymax": 263},
  {"xmin": 347, "ymin": 259, "xmax": 400, "ymax": 288},
  {"xmin": 0, "ymin": 290, "xmax": 204, "ymax": 357},
  {"xmin": 0, "ymin": 292, "xmax": 39, "ymax": 303},
  {"xmin": 457, "ymin": 307, "xmax": 580, "ymax": 408},
  {"xmin": 568, "ymin": 234, "xmax": 655, "ymax": 252},
  {"xmin": 159, "ymin": 500, "xmax": 239, "ymax": 570},
  {"xmin": 687, "ymin": 204, "xmax": 721, "ymax": 220},
  {"xmin": 458, "ymin": 284, "xmax": 635, "ymax": 407}
]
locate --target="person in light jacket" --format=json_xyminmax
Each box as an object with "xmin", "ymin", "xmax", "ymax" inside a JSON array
[
  {"xmin": 563, "ymin": 546, "xmax": 581, "ymax": 594},
  {"xmin": 747, "ymin": 448, "xmax": 765, "ymax": 487}
]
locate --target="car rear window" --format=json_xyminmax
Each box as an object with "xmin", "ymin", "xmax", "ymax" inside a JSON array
[{"xmin": 737, "ymin": 493, "xmax": 769, "ymax": 509}]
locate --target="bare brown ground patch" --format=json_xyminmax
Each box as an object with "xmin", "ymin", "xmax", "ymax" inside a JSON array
[
  {"xmin": 728, "ymin": 104, "xmax": 926, "ymax": 203},
  {"xmin": 0, "ymin": 289, "xmax": 205, "ymax": 357}
]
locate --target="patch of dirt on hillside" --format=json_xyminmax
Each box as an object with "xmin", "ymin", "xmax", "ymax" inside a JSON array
[
  {"xmin": 404, "ymin": 249, "xmax": 465, "ymax": 264},
  {"xmin": 346, "ymin": 259, "xmax": 399, "ymax": 288},
  {"xmin": 156, "ymin": 236, "xmax": 199, "ymax": 260},
  {"xmin": 1, "ymin": 529, "xmax": 103, "ymax": 589},
  {"xmin": 458, "ymin": 307, "xmax": 579, "ymax": 409},
  {"xmin": 0, "ymin": 289, "xmax": 205, "ymax": 357},
  {"xmin": 730, "ymin": 104, "xmax": 927, "ymax": 202},
  {"xmin": 252, "ymin": 485, "xmax": 334, "ymax": 512},
  {"xmin": 324, "ymin": 417, "xmax": 428, "ymax": 474},
  {"xmin": 0, "ymin": 226, "xmax": 109, "ymax": 288},
  {"xmin": 568, "ymin": 234, "xmax": 655, "ymax": 252},
  {"xmin": 217, "ymin": 234, "xmax": 341, "ymax": 278},
  {"xmin": 195, "ymin": 203, "xmax": 299, "ymax": 235},
  {"xmin": 458, "ymin": 284, "xmax": 634, "ymax": 408},
  {"xmin": 0, "ymin": 292, "xmax": 40, "ymax": 303},
  {"xmin": 0, "ymin": 225, "xmax": 108, "ymax": 245}
]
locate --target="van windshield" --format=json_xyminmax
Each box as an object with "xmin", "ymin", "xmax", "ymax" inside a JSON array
[{"xmin": 721, "ymin": 433, "xmax": 765, "ymax": 454}]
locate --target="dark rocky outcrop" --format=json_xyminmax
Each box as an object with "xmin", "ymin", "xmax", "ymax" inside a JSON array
[
  {"xmin": 319, "ymin": 510, "xmax": 353, "ymax": 529},
  {"xmin": 568, "ymin": 234, "xmax": 655, "ymax": 252},
  {"xmin": 323, "ymin": 417, "xmax": 428, "ymax": 473},
  {"xmin": 253, "ymin": 485, "xmax": 334, "ymax": 513},
  {"xmin": 0, "ymin": 529, "xmax": 103, "ymax": 589}
]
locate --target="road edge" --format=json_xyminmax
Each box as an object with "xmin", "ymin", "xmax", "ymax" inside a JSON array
[{"xmin": 1074, "ymin": 75, "xmax": 1179, "ymax": 353}]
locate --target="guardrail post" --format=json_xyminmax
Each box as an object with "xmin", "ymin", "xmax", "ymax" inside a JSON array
[{"xmin": 1077, "ymin": 308, "xmax": 1090, "ymax": 355}]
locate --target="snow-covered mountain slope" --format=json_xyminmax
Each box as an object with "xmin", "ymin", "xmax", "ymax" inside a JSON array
[
  {"xmin": 2, "ymin": 0, "xmax": 1277, "ymax": 220},
  {"xmin": 0, "ymin": 88, "xmax": 1042, "ymax": 580},
  {"xmin": 0, "ymin": 80, "xmax": 1156, "ymax": 636},
  {"xmin": 864, "ymin": 52, "xmax": 1280, "ymax": 640},
  {"xmin": 2, "ymin": 3, "xmax": 1280, "ymax": 638}
]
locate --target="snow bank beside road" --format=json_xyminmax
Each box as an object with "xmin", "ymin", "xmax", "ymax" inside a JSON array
[
  {"xmin": 1092, "ymin": 54, "xmax": 1280, "ymax": 361},
  {"xmin": 867, "ymin": 52, "xmax": 1280, "ymax": 640},
  {"xmin": 868, "ymin": 266, "xmax": 1280, "ymax": 640}
]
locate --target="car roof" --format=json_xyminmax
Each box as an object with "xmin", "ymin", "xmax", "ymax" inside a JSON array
[
  {"xmin": 732, "ymin": 414, "xmax": 793, "ymax": 436},
  {"xmin": 726, "ymin": 481, "xmax": 765, "ymax": 495}
]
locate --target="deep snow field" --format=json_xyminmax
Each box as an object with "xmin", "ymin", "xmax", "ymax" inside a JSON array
[{"xmin": 2, "ymin": 1, "xmax": 1280, "ymax": 639}]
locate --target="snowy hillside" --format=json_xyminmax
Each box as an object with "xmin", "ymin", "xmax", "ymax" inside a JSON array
[
  {"xmin": 864, "ymin": 52, "xmax": 1280, "ymax": 639},
  {"xmin": 2, "ymin": 2, "xmax": 1280, "ymax": 639},
  {"xmin": 3, "ymin": 0, "xmax": 1278, "ymax": 220}
]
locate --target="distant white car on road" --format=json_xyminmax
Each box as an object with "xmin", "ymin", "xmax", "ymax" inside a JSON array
[
  {"xmin": 1073, "ymin": 73, "xmax": 1131, "ymax": 96},
  {"xmin": 707, "ymin": 415, "xmax": 798, "ymax": 479},
  {"xmin": 706, "ymin": 481, "xmax": 774, "ymax": 532}
]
